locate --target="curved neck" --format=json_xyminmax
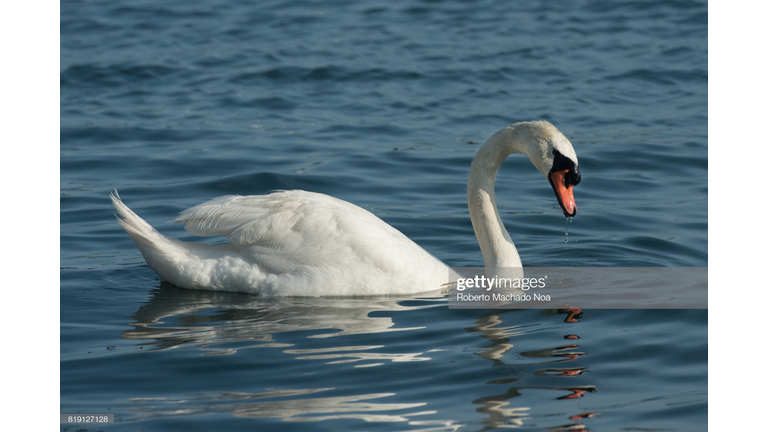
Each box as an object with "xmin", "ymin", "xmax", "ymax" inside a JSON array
[{"xmin": 467, "ymin": 128, "xmax": 523, "ymax": 268}]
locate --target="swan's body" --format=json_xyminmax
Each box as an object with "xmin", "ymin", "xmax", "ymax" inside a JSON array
[
  {"xmin": 112, "ymin": 190, "xmax": 448, "ymax": 296},
  {"xmin": 113, "ymin": 120, "xmax": 580, "ymax": 296}
]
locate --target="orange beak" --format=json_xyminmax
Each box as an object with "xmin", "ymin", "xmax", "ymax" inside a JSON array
[{"xmin": 549, "ymin": 169, "xmax": 577, "ymax": 217}]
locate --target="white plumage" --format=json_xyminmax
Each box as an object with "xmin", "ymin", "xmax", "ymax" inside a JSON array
[
  {"xmin": 112, "ymin": 120, "xmax": 580, "ymax": 296},
  {"xmin": 112, "ymin": 190, "xmax": 449, "ymax": 296}
]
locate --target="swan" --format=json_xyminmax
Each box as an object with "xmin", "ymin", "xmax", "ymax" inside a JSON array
[{"xmin": 112, "ymin": 120, "xmax": 580, "ymax": 296}]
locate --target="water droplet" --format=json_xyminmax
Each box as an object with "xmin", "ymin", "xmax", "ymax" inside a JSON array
[{"xmin": 564, "ymin": 218, "xmax": 569, "ymax": 243}]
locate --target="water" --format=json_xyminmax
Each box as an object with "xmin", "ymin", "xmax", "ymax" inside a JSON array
[{"xmin": 61, "ymin": 0, "xmax": 707, "ymax": 430}]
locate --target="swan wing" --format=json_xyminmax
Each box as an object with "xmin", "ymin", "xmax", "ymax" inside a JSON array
[
  {"xmin": 172, "ymin": 192, "xmax": 308, "ymax": 246},
  {"xmin": 171, "ymin": 190, "xmax": 442, "ymax": 275}
]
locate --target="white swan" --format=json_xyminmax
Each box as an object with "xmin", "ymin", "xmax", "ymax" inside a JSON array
[{"xmin": 112, "ymin": 120, "xmax": 580, "ymax": 296}]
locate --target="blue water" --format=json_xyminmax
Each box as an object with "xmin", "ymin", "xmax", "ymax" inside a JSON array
[{"xmin": 61, "ymin": 0, "xmax": 707, "ymax": 430}]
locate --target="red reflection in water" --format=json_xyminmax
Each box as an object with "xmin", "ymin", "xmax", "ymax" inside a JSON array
[
  {"xmin": 542, "ymin": 367, "xmax": 588, "ymax": 377},
  {"xmin": 557, "ymin": 307, "xmax": 583, "ymax": 323},
  {"xmin": 570, "ymin": 411, "xmax": 599, "ymax": 420},
  {"xmin": 557, "ymin": 387, "xmax": 596, "ymax": 400}
]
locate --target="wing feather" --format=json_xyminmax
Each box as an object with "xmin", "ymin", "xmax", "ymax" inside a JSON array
[
  {"xmin": 171, "ymin": 190, "xmax": 443, "ymax": 284},
  {"xmin": 171, "ymin": 192, "xmax": 304, "ymax": 240}
]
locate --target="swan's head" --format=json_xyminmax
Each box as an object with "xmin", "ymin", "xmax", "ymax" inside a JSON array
[{"xmin": 509, "ymin": 121, "xmax": 581, "ymax": 217}]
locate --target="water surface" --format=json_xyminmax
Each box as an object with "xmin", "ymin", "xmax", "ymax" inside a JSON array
[{"xmin": 61, "ymin": 0, "xmax": 707, "ymax": 430}]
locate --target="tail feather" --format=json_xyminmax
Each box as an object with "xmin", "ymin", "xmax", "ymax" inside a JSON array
[
  {"xmin": 111, "ymin": 190, "xmax": 193, "ymax": 287},
  {"xmin": 110, "ymin": 190, "xmax": 159, "ymax": 243},
  {"xmin": 111, "ymin": 190, "xmax": 257, "ymax": 292}
]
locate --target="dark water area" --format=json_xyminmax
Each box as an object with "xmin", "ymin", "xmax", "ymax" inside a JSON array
[{"xmin": 61, "ymin": 0, "xmax": 707, "ymax": 430}]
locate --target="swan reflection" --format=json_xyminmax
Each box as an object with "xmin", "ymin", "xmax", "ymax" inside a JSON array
[
  {"xmin": 120, "ymin": 284, "xmax": 597, "ymax": 429},
  {"xmin": 123, "ymin": 282, "xmax": 442, "ymax": 353},
  {"xmin": 128, "ymin": 390, "xmax": 440, "ymax": 424},
  {"xmin": 121, "ymin": 284, "xmax": 460, "ymax": 428},
  {"xmin": 465, "ymin": 311, "xmax": 597, "ymax": 430}
]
